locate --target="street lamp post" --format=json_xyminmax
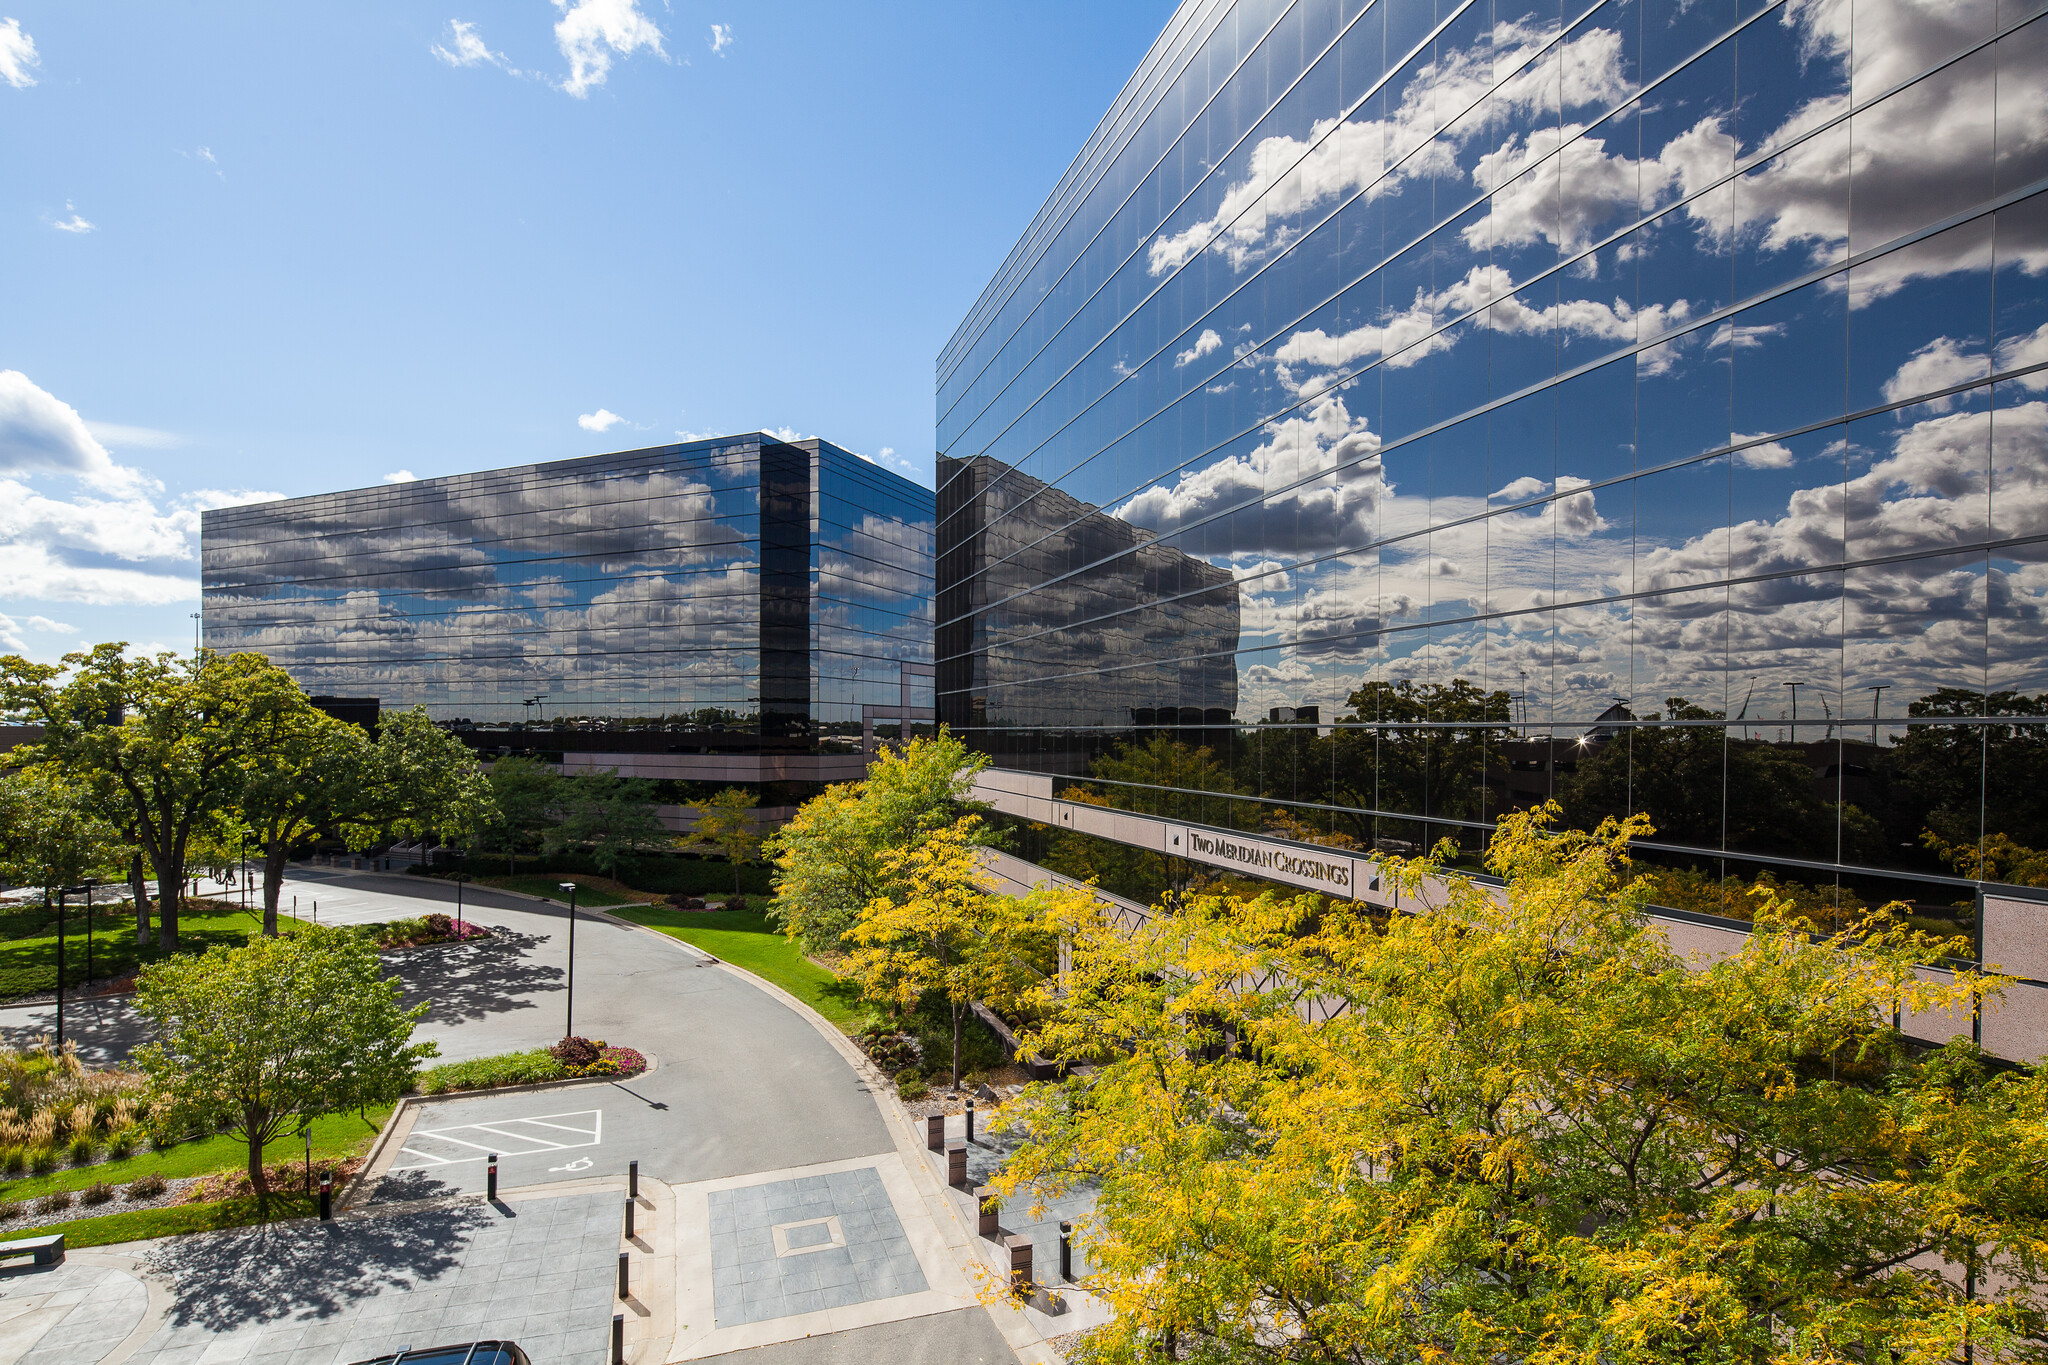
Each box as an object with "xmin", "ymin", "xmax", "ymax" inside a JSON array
[
  {"xmin": 84, "ymin": 880, "xmax": 93, "ymax": 989},
  {"xmin": 560, "ymin": 882, "xmax": 579, "ymax": 1040},
  {"xmin": 453, "ymin": 869, "xmax": 468, "ymax": 938},
  {"xmin": 53, "ymin": 883, "xmax": 66, "ymax": 1050}
]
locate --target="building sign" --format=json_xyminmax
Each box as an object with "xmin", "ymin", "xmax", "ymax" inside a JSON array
[{"xmin": 1171, "ymin": 825, "xmax": 1363, "ymax": 897}]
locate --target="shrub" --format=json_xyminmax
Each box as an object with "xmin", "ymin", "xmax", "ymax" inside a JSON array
[
  {"xmin": 857, "ymin": 1030, "xmax": 922, "ymax": 1073},
  {"xmin": 425, "ymin": 913, "xmax": 454, "ymax": 937},
  {"xmin": 0, "ymin": 1200, "xmax": 19, "ymax": 1221},
  {"xmin": 895, "ymin": 1068, "xmax": 928, "ymax": 1100},
  {"xmin": 106, "ymin": 1126, "xmax": 139, "ymax": 1159},
  {"xmin": 0, "ymin": 1145, "xmax": 21, "ymax": 1176},
  {"xmin": 415, "ymin": 1050, "xmax": 570, "ymax": 1095},
  {"xmin": 668, "ymin": 894, "xmax": 707, "ymax": 910},
  {"xmin": 80, "ymin": 1181, "xmax": 114, "ymax": 1206},
  {"xmin": 67, "ymin": 1133, "xmax": 97, "ymax": 1165},
  {"xmin": 28, "ymin": 1145, "xmax": 57, "ymax": 1174},
  {"xmin": 32, "ymin": 1190, "xmax": 70, "ymax": 1215},
  {"xmin": 126, "ymin": 1173, "xmax": 167, "ymax": 1200},
  {"xmin": 597, "ymin": 1046, "xmax": 648, "ymax": 1079},
  {"xmin": 550, "ymin": 1036, "xmax": 601, "ymax": 1068}
]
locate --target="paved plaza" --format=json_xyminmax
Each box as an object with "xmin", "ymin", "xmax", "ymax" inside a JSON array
[{"xmin": 0, "ymin": 865, "xmax": 1064, "ymax": 1364}]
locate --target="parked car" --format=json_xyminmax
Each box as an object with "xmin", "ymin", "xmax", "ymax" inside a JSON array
[{"xmin": 348, "ymin": 1344, "xmax": 531, "ymax": 1365}]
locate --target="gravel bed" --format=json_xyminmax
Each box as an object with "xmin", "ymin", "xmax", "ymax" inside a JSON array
[
  {"xmin": 1046, "ymin": 1326, "xmax": 1103, "ymax": 1361},
  {"xmin": 0, "ymin": 1174, "xmax": 204, "ymax": 1228}
]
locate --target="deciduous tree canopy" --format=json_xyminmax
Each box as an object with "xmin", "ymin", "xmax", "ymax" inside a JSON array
[{"xmin": 996, "ymin": 807, "xmax": 2048, "ymax": 1365}]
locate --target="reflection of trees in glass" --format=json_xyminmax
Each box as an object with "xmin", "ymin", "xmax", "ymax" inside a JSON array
[
  {"xmin": 1559, "ymin": 698, "xmax": 1833, "ymax": 857},
  {"xmin": 1886, "ymin": 689, "xmax": 2048, "ymax": 857},
  {"xmin": 1332, "ymin": 680, "xmax": 1508, "ymax": 855},
  {"xmin": 1044, "ymin": 736, "xmax": 1247, "ymax": 903}
]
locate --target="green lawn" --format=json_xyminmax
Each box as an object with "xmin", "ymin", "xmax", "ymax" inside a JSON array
[
  {"xmin": 4, "ymin": 1191, "xmax": 318, "ymax": 1249},
  {"xmin": 615, "ymin": 903, "xmax": 864, "ymax": 1030},
  {"xmin": 473, "ymin": 874, "xmax": 649, "ymax": 908},
  {"xmin": 0, "ymin": 1106, "xmax": 391, "ymax": 1204},
  {"xmin": 0, "ymin": 898, "xmax": 294, "ymax": 1000}
]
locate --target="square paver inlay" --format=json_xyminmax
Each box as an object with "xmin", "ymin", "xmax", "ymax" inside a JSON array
[{"xmin": 707, "ymin": 1167, "xmax": 927, "ymax": 1326}]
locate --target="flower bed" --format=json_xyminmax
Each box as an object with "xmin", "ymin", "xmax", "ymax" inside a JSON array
[
  {"xmin": 415, "ymin": 1040, "xmax": 647, "ymax": 1095},
  {"xmin": 367, "ymin": 913, "xmax": 492, "ymax": 949}
]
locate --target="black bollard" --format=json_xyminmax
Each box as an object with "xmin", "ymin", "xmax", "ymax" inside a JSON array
[
  {"xmin": 319, "ymin": 1172, "xmax": 332, "ymax": 1221},
  {"xmin": 629, "ymin": 1158, "xmax": 639, "ymax": 1200},
  {"xmin": 1060, "ymin": 1220, "xmax": 1073, "ymax": 1282},
  {"xmin": 612, "ymin": 1313, "xmax": 625, "ymax": 1364},
  {"xmin": 618, "ymin": 1249, "xmax": 630, "ymax": 1299},
  {"xmin": 965, "ymin": 1098, "xmax": 975, "ymax": 1143},
  {"xmin": 487, "ymin": 1153, "xmax": 498, "ymax": 1202},
  {"xmin": 624, "ymin": 1192, "xmax": 635, "ymax": 1240}
]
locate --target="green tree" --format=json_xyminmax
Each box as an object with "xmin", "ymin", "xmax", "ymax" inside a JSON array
[
  {"xmin": 545, "ymin": 770, "xmax": 672, "ymax": 879},
  {"xmin": 236, "ymin": 703, "xmax": 371, "ymax": 935},
  {"xmin": 134, "ymin": 930, "xmax": 435, "ymax": 1192},
  {"xmin": 994, "ymin": 806, "xmax": 2048, "ymax": 1364},
  {"xmin": 1, "ymin": 646, "xmax": 306, "ymax": 949},
  {"xmin": 685, "ymin": 786, "xmax": 762, "ymax": 895},
  {"xmin": 765, "ymin": 729, "xmax": 993, "ymax": 948},
  {"xmin": 473, "ymin": 756, "xmax": 563, "ymax": 872},
  {"xmin": 0, "ymin": 772, "xmax": 127, "ymax": 922},
  {"xmin": 842, "ymin": 814, "xmax": 1070, "ymax": 1088}
]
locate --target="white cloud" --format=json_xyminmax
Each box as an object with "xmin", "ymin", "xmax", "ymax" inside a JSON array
[
  {"xmin": 25, "ymin": 615, "xmax": 73, "ymax": 632},
  {"xmin": 578, "ymin": 408, "xmax": 624, "ymax": 432},
  {"xmin": 84, "ymin": 420, "xmax": 181, "ymax": 450},
  {"xmin": 0, "ymin": 372, "xmax": 148, "ymax": 492},
  {"xmin": 765, "ymin": 426, "xmax": 807, "ymax": 442},
  {"xmin": 1997, "ymin": 320, "xmax": 2048, "ymax": 387},
  {"xmin": 708, "ymin": 23, "xmax": 732, "ymax": 56},
  {"xmin": 0, "ymin": 17, "xmax": 37, "ymax": 89},
  {"xmin": 432, "ymin": 18, "xmax": 516, "ymax": 72},
  {"xmin": 552, "ymin": 0, "xmax": 664, "ymax": 98},
  {"xmin": 1174, "ymin": 328, "xmax": 1222, "ymax": 368},
  {"xmin": 51, "ymin": 202, "xmax": 93, "ymax": 234},
  {"xmin": 0, "ymin": 614, "xmax": 23, "ymax": 652},
  {"xmin": 384, "ymin": 469, "xmax": 418, "ymax": 483},
  {"xmin": 1881, "ymin": 335, "xmax": 1986, "ymax": 408}
]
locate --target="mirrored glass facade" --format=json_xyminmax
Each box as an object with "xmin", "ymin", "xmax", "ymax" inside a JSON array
[
  {"xmin": 938, "ymin": 0, "xmax": 2048, "ymax": 927},
  {"xmin": 204, "ymin": 435, "xmax": 934, "ymax": 787}
]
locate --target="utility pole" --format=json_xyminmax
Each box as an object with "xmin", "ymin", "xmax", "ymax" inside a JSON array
[
  {"xmin": 1867, "ymin": 684, "xmax": 1888, "ymax": 748},
  {"xmin": 1784, "ymin": 681, "xmax": 1803, "ymax": 746}
]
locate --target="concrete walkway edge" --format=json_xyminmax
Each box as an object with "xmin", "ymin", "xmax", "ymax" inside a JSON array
[{"xmin": 596, "ymin": 910, "xmax": 1071, "ymax": 1365}]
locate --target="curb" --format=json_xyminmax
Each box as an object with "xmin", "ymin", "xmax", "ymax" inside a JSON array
[{"xmin": 596, "ymin": 911, "xmax": 1070, "ymax": 1364}]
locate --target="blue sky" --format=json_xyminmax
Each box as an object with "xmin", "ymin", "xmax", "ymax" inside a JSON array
[{"xmin": 0, "ymin": 0, "xmax": 1174, "ymax": 660}]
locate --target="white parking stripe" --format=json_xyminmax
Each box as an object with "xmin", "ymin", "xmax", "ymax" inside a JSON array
[{"xmin": 392, "ymin": 1108, "xmax": 603, "ymax": 1171}]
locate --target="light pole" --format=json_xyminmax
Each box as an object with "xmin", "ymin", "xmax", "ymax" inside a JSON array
[
  {"xmin": 1867, "ymin": 683, "xmax": 1888, "ymax": 748},
  {"xmin": 452, "ymin": 864, "xmax": 470, "ymax": 938},
  {"xmin": 560, "ymin": 881, "xmax": 579, "ymax": 1040},
  {"xmin": 84, "ymin": 880, "xmax": 93, "ymax": 989},
  {"xmin": 1784, "ymin": 681, "xmax": 1803, "ymax": 746},
  {"xmin": 53, "ymin": 882, "xmax": 66, "ymax": 1050}
]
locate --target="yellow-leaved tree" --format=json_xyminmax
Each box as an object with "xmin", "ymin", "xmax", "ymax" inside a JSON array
[
  {"xmin": 842, "ymin": 814, "xmax": 1079, "ymax": 1089},
  {"xmin": 993, "ymin": 804, "xmax": 2048, "ymax": 1365}
]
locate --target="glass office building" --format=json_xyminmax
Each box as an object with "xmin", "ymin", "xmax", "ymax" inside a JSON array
[
  {"xmin": 204, "ymin": 434, "xmax": 934, "ymax": 792},
  {"xmin": 937, "ymin": 0, "xmax": 2048, "ymax": 933}
]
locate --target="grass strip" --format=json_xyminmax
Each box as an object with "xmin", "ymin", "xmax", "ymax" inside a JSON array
[
  {"xmin": 472, "ymin": 875, "xmax": 653, "ymax": 908},
  {"xmin": 3, "ymin": 1192, "xmax": 317, "ymax": 1249},
  {"xmin": 614, "ymin": 903, "xmax": 864, "ymax": 1031},
  {"xmin": 0, "ymin": 1107, "xmax": 390, "ymax": 1202}
]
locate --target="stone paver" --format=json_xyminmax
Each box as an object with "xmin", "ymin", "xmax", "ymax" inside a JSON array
[
  {"xmin": 709, "ymin": 1167, "xmax": 927, "ymax": 1326},
  {"xmin": 125, "ymin": 1192, "xmax": 618, "ymax": 1365},
  {"xmin": 0, "ymin": 1259, "xmax": 150, "ymax": 1365}
]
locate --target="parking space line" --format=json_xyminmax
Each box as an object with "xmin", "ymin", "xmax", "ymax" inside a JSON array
[{"xmin": 392, "ymin": 1108, "xmax": 603, "ymax": 1172}]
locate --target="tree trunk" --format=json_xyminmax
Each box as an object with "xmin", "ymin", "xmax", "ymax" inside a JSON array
[
  {"xmin": 734, "ymin": 857, "xmax": 742, "ymax": 896},
  {"xmin": 128, "ymin": 851, "xmax": 152, "ymax": 947},
  {"xmin": 246, "ymin": 1113, "xmax": 268, "ymax": 1194},
  {"xmin": 262, "ymin": 842, "xmax": 290, "ymax": 937}
]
